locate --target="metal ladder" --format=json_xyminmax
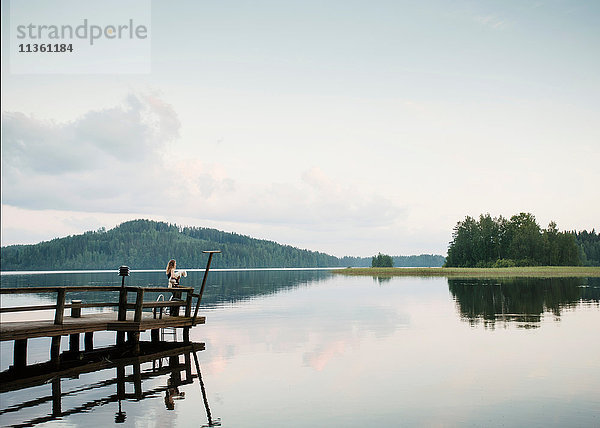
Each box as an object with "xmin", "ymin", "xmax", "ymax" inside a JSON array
[{"xmin": 154, "ymin": 294, "xmax": 177, "ymax": 341}]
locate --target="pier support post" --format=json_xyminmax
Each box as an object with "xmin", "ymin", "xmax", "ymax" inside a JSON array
[
  {"xmin": 14, "ymin": 339, "xmax": 27, "ymax": 370},
  {"xmin": 183, "ymin": 327, "xmax": 190, "ymax": 344},
  {"xmin": 151, "ymin": 329, "xmax": 160, "ymax": 343},
  {"xmin": 84, "ymin": 332, "xmax": 94, "ymax": 351},
  {"xmin": 127, "ymin": 331, "xmax": 140, "ymax": 354},
  {"xmin": 51, "ymin": 336, "xmax": 61, "ymax": 368},
  {"xmin": 69, "ymin": 333, "xmax": 80, "ymax": 352}
]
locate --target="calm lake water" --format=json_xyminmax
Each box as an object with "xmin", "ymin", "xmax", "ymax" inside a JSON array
[{"xmin": 1, "ymin": 270, "xmax": 599, "ymax": 427}]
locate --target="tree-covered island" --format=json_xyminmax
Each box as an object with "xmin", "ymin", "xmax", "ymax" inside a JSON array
[
  {"xmin": 335, "ymin": 212, "xmax": 599, "ymax": 278},
  {"xmin": 444, "ymin": 212, "xmax": 598, "ymax": 268}
]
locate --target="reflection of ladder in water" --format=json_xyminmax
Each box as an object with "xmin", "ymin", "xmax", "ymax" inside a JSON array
[{"xmin": 154, "ymin": 294, "xmax": 177, "ymax": 341}]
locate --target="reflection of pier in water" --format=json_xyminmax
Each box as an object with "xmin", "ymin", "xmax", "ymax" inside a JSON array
[
  {"xmin": 449, "ymin": 277, "xmax": 600, "ymax": 329},
  {"xmin": 0, "ymin": 341, "xmax": 219, "ymax": 427}
]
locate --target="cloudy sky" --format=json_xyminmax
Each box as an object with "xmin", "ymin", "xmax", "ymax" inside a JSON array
[{"xmin": 1, "ymin": 0, "xmax": 599, "ymax": 257}]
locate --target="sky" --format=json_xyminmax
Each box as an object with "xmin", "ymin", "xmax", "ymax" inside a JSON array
[{"xmin": 1, "ymin": 0, "xmax": 599, "ymax": 258}]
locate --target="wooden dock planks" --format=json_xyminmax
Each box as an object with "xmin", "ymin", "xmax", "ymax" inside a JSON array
[{"xmin": 0, "ymin": 311, "xmax": 206, "ymax": 341}]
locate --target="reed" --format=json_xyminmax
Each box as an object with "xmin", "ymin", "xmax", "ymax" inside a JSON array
[{"xmin": 333, "ymin": 266, "xmax": 600, "ymax": 278}]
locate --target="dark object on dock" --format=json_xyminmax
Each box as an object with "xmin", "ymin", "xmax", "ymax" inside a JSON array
[
  {"xmin": 116, "ymin": 265, "xmax": 130, "ymax": 345},
  {"xmin": 119, "ymin": 265, "xmax": 130, "ymax": 279}
]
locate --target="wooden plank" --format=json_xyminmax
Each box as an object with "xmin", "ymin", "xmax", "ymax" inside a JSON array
[
  {"xmin": 0, "ymin": 286, "xmax": 122, "ymax": 293},
  {"xmin": 1, "ymin": 303, "xmax": 119, "ymax": 314},
  {"xmin": 78, "ymin": 303, "xmax": 120, "ymax": 308},
  {"xmin": 141, "ymin": 301, "xmax": 184, "ymax": 308},
  {"xmin": 126, "ymin": 286, "xmax": 193, "ymax": 292},
  {"xmin": 1, "ymin": 312, "xmax": 205, "ymax": 341},
  {"xmin": 0, "ymin": 305, "xmax": 57, "ymax": 313}
]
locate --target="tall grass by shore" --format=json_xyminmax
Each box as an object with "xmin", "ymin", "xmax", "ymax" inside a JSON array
[{"xmin": 333, "ymin": 266, "xmax": 600, "ymax": 278}]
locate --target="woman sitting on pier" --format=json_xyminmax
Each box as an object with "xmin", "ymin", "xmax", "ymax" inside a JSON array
[{"xmin": 166, "ymin": 259, "xmax": 186, "ymax": 287}]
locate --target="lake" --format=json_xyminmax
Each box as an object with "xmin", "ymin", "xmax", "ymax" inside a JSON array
[{"xmin": 1, "ymin": 270, "xmax": 599, "ymax": 427}]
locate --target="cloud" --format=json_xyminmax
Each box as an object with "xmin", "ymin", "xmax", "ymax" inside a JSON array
[
  {"xmin": 2, "ymin": 94, "xmax": 204, "ymax": 212},
  {"xmin": 201, "ymin": 167, "xmax": 404, "ymax": 229},
  {"xmin": 2, "ymin": 94, "xmax": 179, "ymax": 176},
  {"xmin": 2, "ymin": 95, "xmax": 404, "ymax": 236},
  {"xmin": 474, "ymin": 15, "xmax": 508, "ymax": 30}
]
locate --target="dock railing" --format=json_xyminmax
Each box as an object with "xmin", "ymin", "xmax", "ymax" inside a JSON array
[{"xmin": 0, "ymin": 285, "xmax": 204, "ymax": 325}]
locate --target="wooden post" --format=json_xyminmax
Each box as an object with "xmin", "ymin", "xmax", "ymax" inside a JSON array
[
  {"xmin": 84, "ymin": 332, "xmax": 94, "ymax": 351},
  {"xmin": 171, "ymin": 289, "xmax": 182, "ymax": 317},
  {"xmin": 183, "ymin": 327, "xmax": 190, "ymax": 344},
  {"xmin": 55, "ymin": 289, "xmax": 66, "ymax": 325},
  {"xmin": 185, "ymin": 290, "xmax": 193, "ymax": 318},
  {"xmin": 134, "ymin": 288, "xmax": 145, "ymax": 322},
  {"xmin": 193, "ymin": 250, "xmax": 219, "ymax": 321},
  {"xmin": 151, "ymin": 329, "xmax": 160, "ymax": 342},
  {"xmin": 69, "ymin": 333, "xmax": 80, "ymax": 352},
  {"xmin": 118, "ymin": 287, "xmax": 128, "ymax": 321},
  {"xmin": 128, "ymin": 331, "xmax": 140, "ymax": 354},
  {"xmin": 193, "ymin": 293, "xmax": 201, "ymax": 321},
  {"xmin": 117, "ymin": 287, "xmax": 128, "ymax": 345},
  {"xmin": 14, "ymin": 339, "xmax": 27, "ymax": 370},
  {"xmin": 51, "ymin": 336, "xmax": 61, "ymax": 368}
]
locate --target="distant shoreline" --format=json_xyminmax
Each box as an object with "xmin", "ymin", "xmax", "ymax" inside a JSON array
[{"xmin": 333, "ymin": 266, "xmax": 600, "ymax": 278}]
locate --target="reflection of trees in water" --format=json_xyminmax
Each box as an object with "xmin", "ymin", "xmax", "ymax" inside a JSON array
[
  {"xmin": 200, "ymin": 270, "xmax": 332, "ymax": 307},
  {"xmin": 448, "ymin": 277, "xmax": 600, "ymax": 329},
  {"xmin": 373, "ymin": 276, "xmax": 393, "ymax": 285},
  {"xmin": 2, "ymin": 270, "xmax": 333, "ymax": 309}
]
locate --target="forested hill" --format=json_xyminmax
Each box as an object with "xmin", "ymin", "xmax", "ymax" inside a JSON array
[{"xmin": 0, "ymin": 219, "xmax": 445, "ymax": 270}]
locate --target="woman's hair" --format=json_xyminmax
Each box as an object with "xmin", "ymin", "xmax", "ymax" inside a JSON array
[{"xmin": 166, "ymin": 259, "xmax": 176, "ymax": 275}]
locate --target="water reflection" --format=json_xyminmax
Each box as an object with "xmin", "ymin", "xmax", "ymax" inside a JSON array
[
  {"xmin": 373, "ymin": 276, "xmax": 392, "ymax": 285},
  {"xmin": 449, "ymin": 277, "xmax": 600, "ymax": 328},
  {"xmin": 0, "ymin": 341, "xmax": 217, "ymax": 427},
  {"xmin": 0, "ymin": 269, "xmax": 333, "ymax": 310}
]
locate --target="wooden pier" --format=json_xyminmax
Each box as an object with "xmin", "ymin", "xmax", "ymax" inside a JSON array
[{"xmin": 1, "ymin": 284, "xmax": 207, "ymax": 370}]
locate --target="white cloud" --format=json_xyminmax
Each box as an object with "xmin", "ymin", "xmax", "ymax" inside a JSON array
[
  {"xmin": 474, "ymin": 15, "xmax": 508, "ymax": 30},
  {"xmin": 1, "ymin": 95, "xmax": 405, "ymax": 248}
]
